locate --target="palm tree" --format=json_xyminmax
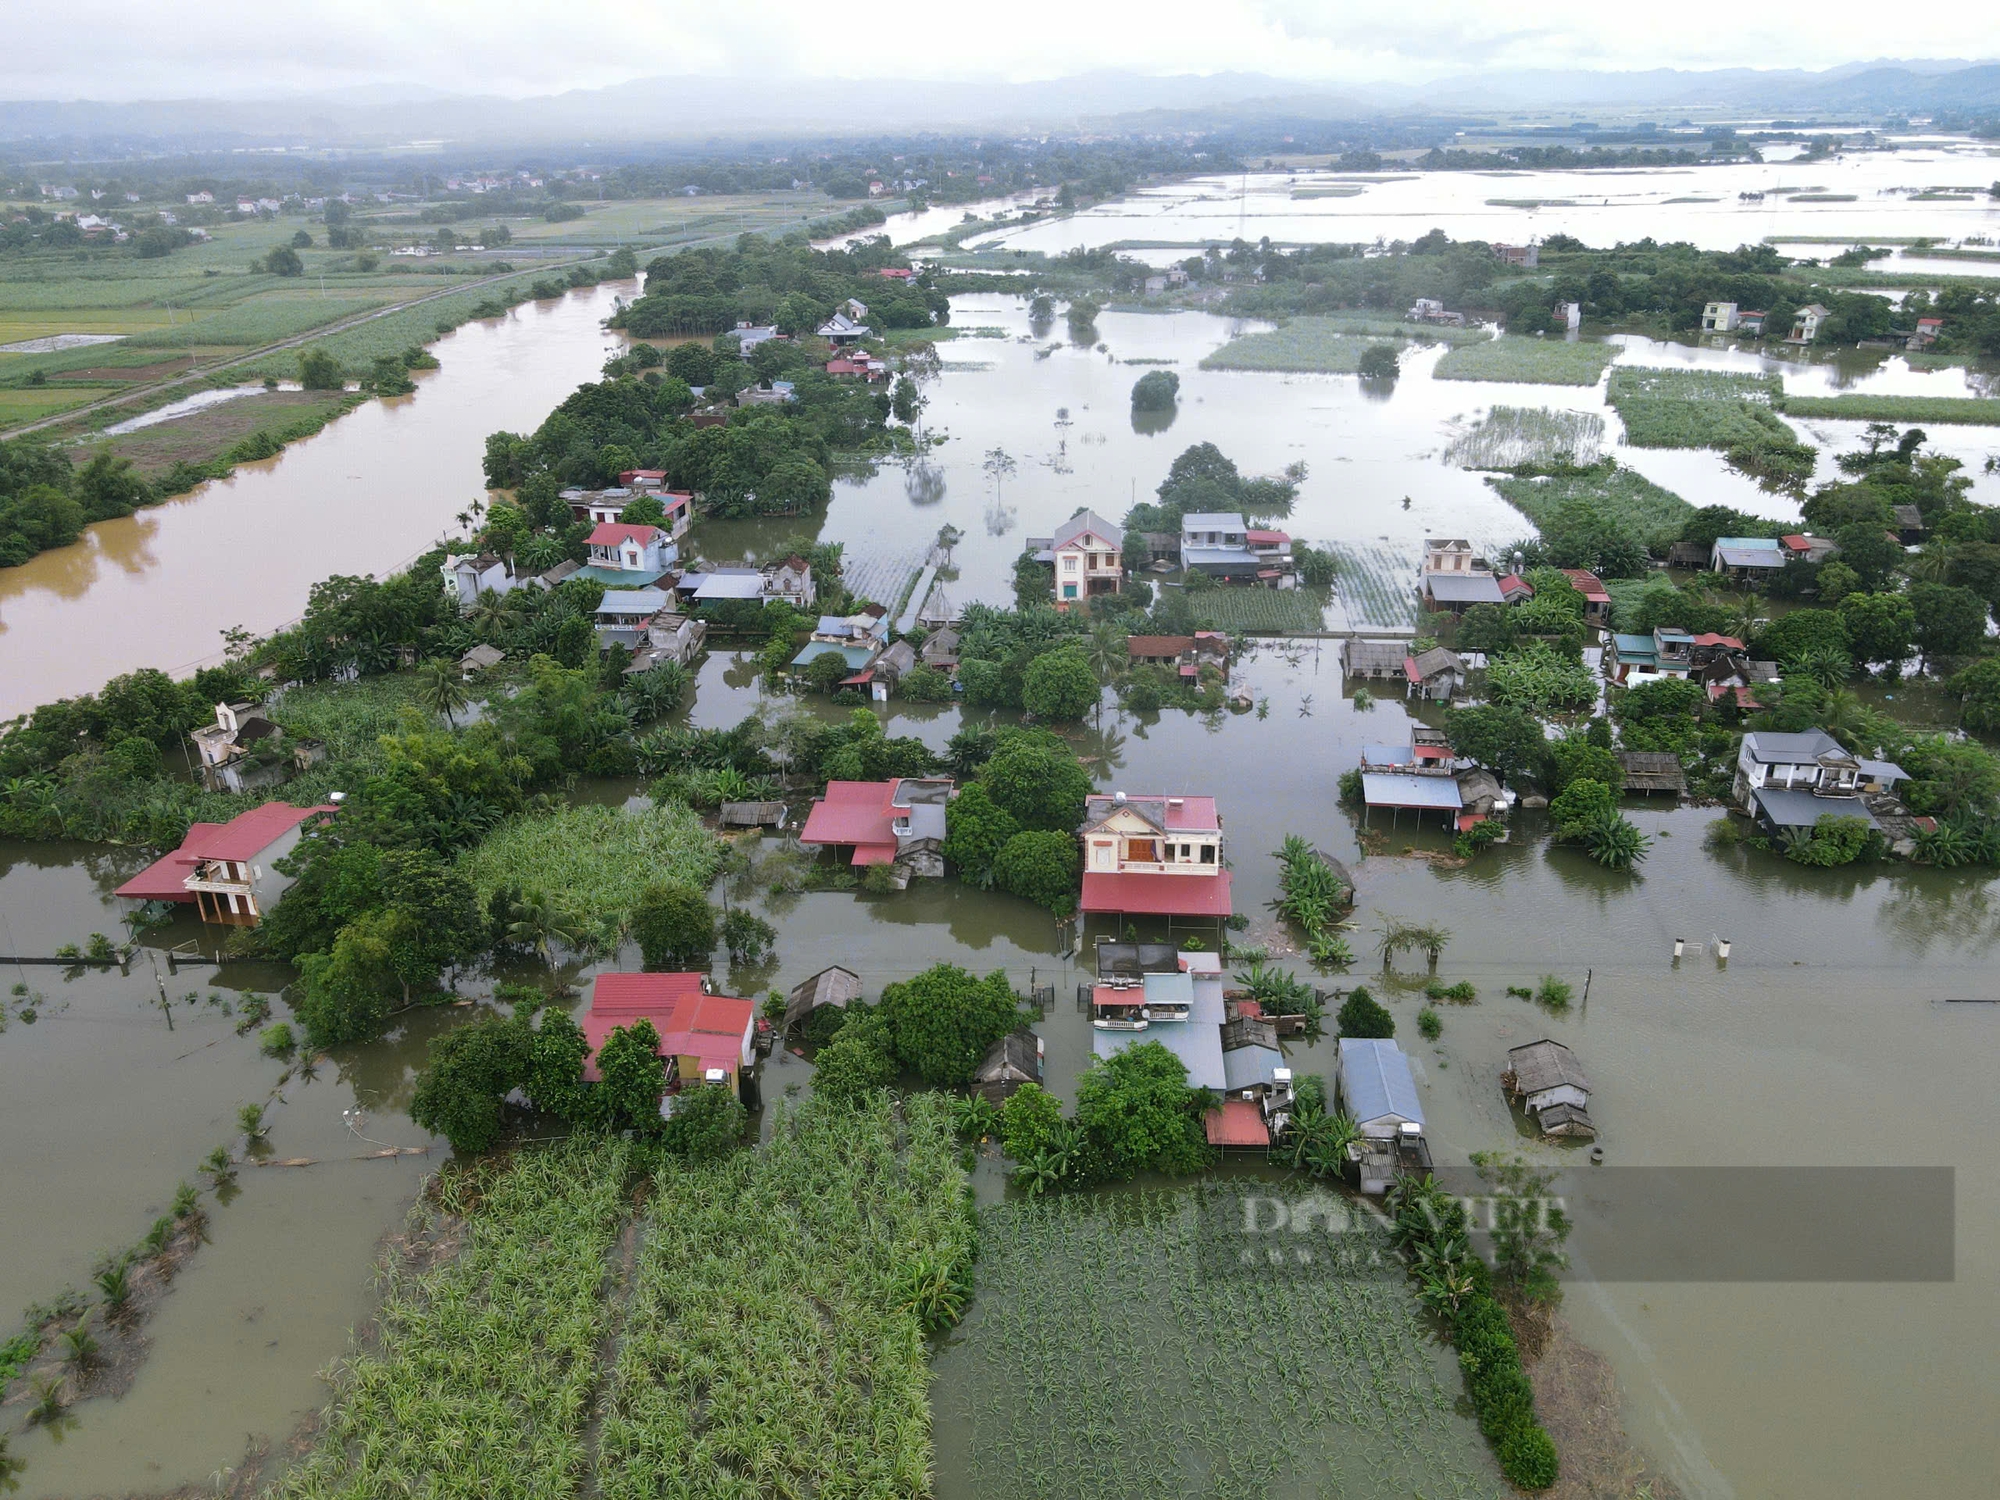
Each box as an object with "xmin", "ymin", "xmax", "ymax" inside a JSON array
[
  {"xmin": 1907, "ymin": 540, "xmax": 1956, "ymax": 585},
  {"xmin": 1793, "ymin": 646, "xmax": 1851, "ymax": 690},
  {"xmin": 1083, "ymin": 620, "xmax": 1128, "ymax": 683},
  {"xmin": 504, "ymin": 889, "xmax": 597, "ymax": 967},
  {"xmin": 1728, "ymin": 591, "xmax": 1766, "ymax": 644},
  {"xmin": 466, "ymin": 588, "xmax": 509, "ymax": 637},
  {"xmin": 1816, "ymin": 687, "xmax": 1868, "ymax": 750},
  {"xmin": 1583, "ymin": 813, "xmax": 1650, "ymax": 869},
  {"xmin": 415, "ymin": 658, "xmax": 470, "ymax": 728}
]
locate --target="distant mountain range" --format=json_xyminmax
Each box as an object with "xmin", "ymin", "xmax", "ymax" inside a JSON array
[{"xmin": 3, "ymin": 60, "xmax": 1998, "ymax": 150}]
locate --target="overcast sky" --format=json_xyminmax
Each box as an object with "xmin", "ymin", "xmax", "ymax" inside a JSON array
[{"xmin": 2, "ymin": 1, "xmax": 1985, "ymax": 101}]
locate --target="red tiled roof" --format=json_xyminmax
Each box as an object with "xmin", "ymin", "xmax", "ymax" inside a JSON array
[
  {"xmin": 1082, "ymin": 793, "xmax": 1220, "ymax": 833},
  {"xmin": 1498, "ymin": 574, "xmax": 1533, "ymax": 599},
  {"xmin": 115, "ymin": 804, "xmax": 334, "ymax": 900},
  {"xmin": 1233, "ymin": 998, "xmax": 1264, "ymax": 1018},
  {"xmin": 1081, "ymin": 869, "xmax": 1234, "ymax": 917},
  {"xmin": 619, "ymin": 469, "xmax": 667, "ymax": 483},
  {"xmin": 1780, "ymin": 534, "xmax": 1810, "ymax": 550},
  {"xmin": 1205, "ymin": 1099, "xmax": 1270, "ymax": 1147},
  {"xmin": 1127, "ymin": 634, "xmax": 1193, "ymax": 657},
  {"xmin": 1559, "ymin": 568, "xmax": 1611, "ymax": 602},
  {"xmin": 586, "ymin": 522, "xmax": 661, "ymax": 548},
  {"xmin": 799, "ymin": 781, "xmax": 897, "ymax": 855},
  {"xmin": 1691, "ymin": 633, "xmax": 1744, "ymax": 649},
  {"xmin": 582, "ymin": 974, "xmax": 752, "ymax": 1081},
  {"xmin": 1245, "ymin": 529, "xmax": 1290, "ymax": 545},
  {"xmin": 1707, "ymin": 682, "xmax": 1758, "ymax": 708},
  {"xmin": 1091, "ymin": 984, "xmax": 1146, "ymax": 1008}
]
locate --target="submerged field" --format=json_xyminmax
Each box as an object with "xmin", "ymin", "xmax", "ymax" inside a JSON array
[
  {"xmin": 1489, "ymin": 464, "xmax": 1693, "ymax": 551},
  {"xmin": 935, "ymin": 1184, "xmax": 1503, "ymax": 1500},
  {"xmin": 1433, "ymin": 337, "xmax": 1619, "ymax": 386},
  {"xmin": 1201, "ymin": 315, "xmax": 1486, "ymax": 373}
]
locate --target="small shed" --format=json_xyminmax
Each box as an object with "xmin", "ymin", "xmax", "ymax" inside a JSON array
[
  {"xmin": 919, "ymin": 626, "xmax": 961, "ymax": 668},
  {"xmin": 1615, "ymin": 751, "xmax": 1686, "ymax": 796},
  {"xmin": 458, "ymin": 643, "xmax": 505, "ymax": 677},
  {"xmin": 1891, "ymin": 504, "xmax": 1925, "ymax": 544},
  {"xmin": 971, "ymin": 1029, "xmax": 1044, "ymax": 1104},
  {"xmin": 1343, "ymin": 638, "xmax": 1411, "ymax": 680},
  {"xmin": 1502, "ymin": 1039, "xmax": 1595, "ymax": 1138},
  {"xmin": 718, "ymin": 801, "xmax": 786, "ymax": 829},
  {"xmin": 784, "ymin": 965, "xmax": 862, "ymax": 1031},
  {"xmin": 1404, "ymin": 645, "xmax": 1465, "ymax": 702},
  {"xmin": 1665, "ymin": 541, "xmax": 1710, "ymax": 570}
]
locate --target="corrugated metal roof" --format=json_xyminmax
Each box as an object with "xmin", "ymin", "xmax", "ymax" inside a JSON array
[
  {"xmin": 1093, "ymin": 1021, "xmax": 1226, "ymax": 1091},
  {"xmin": 1222, "ymin": 1042, "xmax": 1284, "ymax": 1092},
  {"xmin": 1361, "ymin": 772, "xmax": 1463, "ymax": 811},
  {"xmin": 1751, "ymin": 787, "xmax": 1880, "ymax": 831},
  {"xmin": 1339, "ymin": 1038, "xmax": 1423, "ymax": 1129},
  {"xmin": 1423, "ymin": 573, "xmax": 1505, "ymax": 603}
]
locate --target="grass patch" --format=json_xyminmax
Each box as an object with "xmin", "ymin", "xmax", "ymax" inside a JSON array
[
  {"xmin": 1202, "ymin": 314, "xmax": 1486, "ymax": 373},
  {"xmin": 1777, "ymin": 394, "xmax": 2000, "ymax": 426},
  {"xmin": 1291, "ymin": 185, "xmax": 1366, "ymax": 198},
  {"xmin": 1433, "ymin": 336, "xmax": 1618, "ymax": 386},
  {"xmin": 266, "ymin": 673, "xmax": 431, "ymax": 767},
  {"xmin": 1788, "ymin": 194, "xmax": 1859, "ymax": 203},
  {"xmin": 1443, "ymin": 406, "xmax": 1605, "ymax": 469},
  {"xmin": 599, "ymin": 1094, "xmax": 971, "ymax": 1500},
  {"xmin": 1489, "ymin": 463, "xmax": 1693, "ymax": 551},
  {"xmin": 85, "ymin": 390, "xmax": 361, "ymax": 480},
  {"xmin": 1184, "ymin": 586, "xmax": 1330, "ymax": 633},
  {"xmin": 457, "ymin": 800, "xmax": 722, "ymax": 924},
  {"xmin": 937, "ymin": 1184, "xmax": 1502, "ymax": 1500},
  {"xmin": 1608, "ymin": 365, "xmax": 1816, "ymax": 487},
  {"xmin": 273, "ymin": 1139, "xmax": 633, "ymax": 1499},
  {"xmin": 124, "ymin": 294, "xmax": 387, "ymax": 350}
]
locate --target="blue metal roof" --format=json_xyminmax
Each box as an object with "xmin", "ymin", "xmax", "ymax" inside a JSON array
[
  {"xmin": 790, "ymin": 641, "xmax": 874, "ymax": 670},
  {"xmin": 1361, "ymin": 772, "xmax": 1463, "ymax": 811},
  {"xmin": 1339, "ymin": 1038, "xmax": 1423, "ymax": 1129},
  {"xmin": 1362, "ymin": 744, "xmax": 1416, "ymax": 767},
  {"xmin": 1093, "ymin": 1023, "xmax": 1226, "ymax": 1092}
]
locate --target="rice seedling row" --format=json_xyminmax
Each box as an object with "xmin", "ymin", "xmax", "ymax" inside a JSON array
[
  {"xmin": 457, "ymin": 802, "xmax": 722, "ymax": 927},
  {"xmin": 273, "ymin": 1139, "xmax": 633, "ymax": 1500},
  {"xmin": 942, "ymin": 1186, "xmax": 1503, "ymax": 1500},
  {"xmin": 1201, "ymin": 316, "xmax": 1486, "ymax": 373},
  {"xmin": 1605, "ymin": 366, "xmax": 1816, "ymax": 486},
  {"xmin": 1442, "ymin": 406, "xmax": 1605, "ymax": 470},
  {"xmin": 597, "ymin": 1094, "xmax": 972, "ymax": 1500},
  {"xmin": 1432, "ymin": 337, "xmax": 1619, "ymax": 386},
  {"xmin": 1184, "ymin": 587, "xmax": 1331, "ymax": 634},
  {"xmin": 1325, "ymin": 542, "xmax": 1419, "ymax": 632}
]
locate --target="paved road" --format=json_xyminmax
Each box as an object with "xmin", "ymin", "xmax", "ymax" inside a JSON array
[{"xmin": 0, "ymin": 260, "xmax": 586, "ymax": 442}]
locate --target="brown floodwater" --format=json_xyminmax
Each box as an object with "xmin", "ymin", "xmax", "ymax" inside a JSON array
[
  {"xmin": 0, "ymin": 282, "xmax": 632, "ymax": 720},
  {"xmin": 5, "ymin": 201, "xmax": 2000, "ymax": 1496}
]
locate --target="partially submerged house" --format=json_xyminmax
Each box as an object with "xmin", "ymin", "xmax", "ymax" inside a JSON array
[
  {"xmin": 1404, "ymin": 645, "xmax": 1465, "ymax": 702},
  {"xmin": 783, "ymin": 965, "xmax": 862, "ymax": 1031},
  {"xmin": 1615, "ymin": 750, "xmax": 1686, "ymax": 796},
  {"xmin": 1337, "ymin": 1037, "xmax": 1431, "ymax": 1194},
  {"xmin": 1734, "ymin": 729, "xmax": 1895, "ymax": 836},
  {"xmin": 918, "ymin": 626, "xmax": 961, "ymax": 669},
  {"xmin": 582, "ymin": 972, "xmax": 757, "ymax": 1102},
  {"xmin": 1559, "ymin": 569, "xmax": 1613, "ymax": 628},
  {"xmin": 1342, "ymin": 638, "xmax": 1412, "ymax": 682},
  {"xmin": 798, "ymin": 777, "xmax": 953, "ymax": 876},
  {"xmin": 442, "ymin": 552, "xmax": 516, "ymax": 611},
  {"xmin": 624, "ymin": 612, "xmax": 707, "ymax": 673},
  {"xmin": 581, "ymin": 522, "xmax": 676, "ymax": 586},
  {"xmin": 1090, "ymin": 949, "xmax": 1228, "ymax": 1091},
  {"xmin": 1029, "ymin": 509, "xmax": 1126, "ymax": 606},
  {"xmin": 971, "ymin": 1029, "xmax": 1045, "ymax": 1105},
  {"xmin": 1127, "ymin": 632, "xmax": 1229, "ymax": 681},
  {"xmin": 188, "ymin": 701, "xmax": 324, "ymax": 794},
  {"xmin": 458, "ymin": 643, "xmax": 505, "ymax": 678},
  {"xmin": 114, "ymin": 802, "xmax": 336, "ymax": 926},
  {"xmin": 1077, "ymin": 791, "xmax": 1233, "ymax": 933},
  {"xmin": 1502, "ymin": 1039, "xmax": 1595, "ymax": 1138},
  {"xmin": 592, "ymin": 586, "xmax": 674, "ymax": 649},
  {"xmin": 1180, "ymin": 512, "xmax": 1262, "ymax": 581},
  {"xmin": 1710, "ymin": 537, "xmax": 1785, "ymax": 580}
]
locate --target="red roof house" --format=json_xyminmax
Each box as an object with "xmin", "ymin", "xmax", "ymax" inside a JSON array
[
  {"xmin": 1078, "ymin": 792, "xmax": 1234, "ymax": 920},
  {"xmin": 1497, "ymin": 573, "xmax": 1534, "ymax": 603},
  {"xmin": 1204, "ymin": 1098, "xmax": 1271, "ymax": 1147},
  {"xmin": 114, "ymin": 802, "xmax": 336, "ymax": 925},
  {"xmin": 581, "ymin": 972, "xmax": 756, "ymax": 1096},
  {"xmin": 798, "ymin": 778, "xmax": 953, "ymax": 866}
]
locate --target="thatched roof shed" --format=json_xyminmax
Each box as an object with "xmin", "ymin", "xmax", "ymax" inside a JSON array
[
  {"xmin": 1615, "ymin": 751, "xmax": 1685, "ymax": 795},
  {"xmin": 719, "ymin": 801, "xmax": 786, "ymax": 828},
  {"xmin": 784, "ymin": 965, "xmax": 862, "ymax": 1030},
  {"xmin": 1503, "ymin": 1039, "xmax": 1595, "ymax": 1139}
]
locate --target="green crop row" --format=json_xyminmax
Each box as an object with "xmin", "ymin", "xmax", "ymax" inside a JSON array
[
  {"xmin": 1184, "ymin": 585, "xmax": 1330, "ymax": 633},
  {"xmin": 1432, "ymin": 336, "xmax": 1619, "ymax": 386},
  {"xmin": 1489, "ymin": 464, "xmax": 1693, "ymax": 551},
  {"xmin": 1778, "ymin": 394, "xmax": 2000, "ymax": 426}
]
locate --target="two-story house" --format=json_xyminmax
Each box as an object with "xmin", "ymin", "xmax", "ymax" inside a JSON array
[
  {"xmin": 1734, "ymin": 729, "xmax": 1891, "ymax": 836},
  {"xmin": 1179, "ymin": 511, "xmax": 1262, "ymax": 580},
  {"xmin": 1041, "ymin": 509, "xmax": 1125, "ymax": 605},
  {"xmin": 1701, "ymin": 301, "xmax": 1740, "ymax": 333},
  {"xmin": 1078, "ymin": 791, "xmax": 1233, "ymax": 928},
  {"xmin": 1089, "ymin": 947, "xmax": 1229, "ymax": 1090},
  {"xmin": 1419, "ymin": 537, "xmax": 1509, "ymax": 613},
  {"xmin": 188, "ymin": 701, "xmax": 325, "ymax": 794},
  {"xmin": 765, "ymin": 554, "xmax": 816, "ymax": 609},
  {"xmin": 1789, "ymin": 304, "xmax": 1830, "ymax": 344},
  {"xmin": 582, "ymin": 522, "xmax": 677, "ymax": 585},
  {"xmin": 799, "ymin": 777, "xmax": 953, "ymax": 876},
  {"xmin": 442, "ymin": 552, "xmax": 516, "ymax": 610},
  {"xmin": 115, "ymin": 802, "xmax": 336, "ymax": 926}
]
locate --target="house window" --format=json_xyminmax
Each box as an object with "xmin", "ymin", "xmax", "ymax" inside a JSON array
[
  {"xmin": 1063, "ymin": 556, "xmax": 1077, "ymax": 571},
  {"xmin": 1062, "ymin": 583, "xmax": 1078, "ymax": 599},
  {"xmin": 1199, "ymin": 845, "xmax": 1216, "ymax": 864}
]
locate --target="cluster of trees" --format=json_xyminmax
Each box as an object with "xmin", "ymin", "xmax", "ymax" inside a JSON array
[
  {"xmin": 614, "ymin": 234, "xmax": 945, "ymax": 339},
  {"xmin": 941, "ymin": 727, "xmax": 1091, "ymax": 913},
  {"xmin": 1119, "ymin": 442, "xmax": 1303, "ymax": 571},
  {"xmin": 410, "ymin": 997, "xmax": 747, "ymax": 1156},
  {"xmin": 997, "ymin": 1042, "xmax": 1215, "ymax": 1193},
  {"xmin": 0, "ymin": 440, "xmax": 154, "ymax": 567},
  {"xmin": 801, "ymin": 963, "xmax": 1025, "ymax": 1102}
]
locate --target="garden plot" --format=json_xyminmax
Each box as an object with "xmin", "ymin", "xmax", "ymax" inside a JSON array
[
  {"xmin": 1433, "ymin": 337, "xmax": 1619, "ymax": 386},
  {"xmin": 1326, "ymin": 542, "xmax": 1420, "ymax": 632},
  {"xmin": 941, "ymin": 1186, "xmax": 1503, "ymax": 1500},
  {"xmin": 1442, "ymin": 406, "xmax": 1605, "ymax": 469}
]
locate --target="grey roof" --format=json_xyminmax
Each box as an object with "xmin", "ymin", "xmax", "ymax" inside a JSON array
[
  {"xmin": 1506, "ymin": 1039, "xmax": 1589, "ymax": 1096},
  {"xmin": 458, "ymin": 644, "xmax": 504, "ymax": 670},
  {"xmin": 1615, "ymin": 751, "xmax": 1686, "ymax": 792},
  {"xmin": 1362, "ymin": 772, "xmax": 1463, "ymax": 811},
  {"xmin": 1423, "ymin": 573, "xmax": 1505, "ymax": 604},
  {"xmin": 1741, "ymin": 729, "xmax": 1851, "ymax": 766},
  {"xmin": 596, "ymin": 587, "xmax": 670, "ymax": 616},
  {"xmin": 1343, "ymin": 639, "xmax": 1409, "ymax": 674},
  {"xmin": 1093, "ymin": 1019, "xmax": 1226, "ymax": 1091},
  {"xmin": 1858, "ymin": 758, "xmax": 1909, "ymax": 783},
  {"xmin": 1713, "ymin": 538, "xmax": 1785, "ymax": 569},
  {"xmin": 973, "ymin": 1029, "xmax": 1043, "ymax": 1085},
  {"xmin": 1180, "ymin": 511, "xmax": 1246, "ymax": 532},
  {"xmin": 1051, "ymin": 509, "xmax": 1125, "ymax": 551},
  {"xmin": 1095, "ymin": 941, "xmax": 1184, "ymax": 977},
  {"xmin": 1752, "ymin": 786, "xmax": 1881, "ymax": 831},
  {"xmin": 1181, "ymin": 544, "xmax": 1261, "ymax": 571},
  {"xmin": 1222, "ymin": 1042, "xmax": 1285, "ymax": 1092},
  {"xmin": 784, "ymin": 966, "xmax": 862, "ymax": 1028},
  {"xmin": 1409, "ymin": 646, "xmax": 1463, "ymax": 680},
  {"xmin": 1892, "ymin": 504, "xmax": 1924, "ymax": 530},
  {"xmin": 1339, "ymin": 1038, "xmax": 1423, "ymax": 1130},
  {"xmin": 878, "ymin": 640, "xmax": 917, "ymax": 676},
  {"xmin": 692, "ymin": 570, "xmax": 766, "ymax": 601}
]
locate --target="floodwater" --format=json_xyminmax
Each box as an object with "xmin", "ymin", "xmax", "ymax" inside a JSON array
[
  {"xmin": 975, "ymin": 144, "xmax": 2000, "ymax": 258},
  {"xmin": 5, "ymin": 163, "xmax": 2000, "ymax": 1498},
  {"xmin": 0, "ymin": 282, "xmax": 632, "ymax": 720}
]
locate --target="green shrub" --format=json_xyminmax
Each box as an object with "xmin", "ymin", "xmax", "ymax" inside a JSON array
[{"xmin": 1336, "ymin": 987, "xmax": 1395, "ymax": 1038}]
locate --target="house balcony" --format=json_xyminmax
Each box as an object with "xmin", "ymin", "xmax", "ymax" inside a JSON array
[
  {"xmin": 1108, "ymin": 859, "xmax": 1219, "ymax": 876},
  {"xmin": 1091, "ymin": 1014, "xmax": 1150, "ymax": 1031},
  {"xmin": 184, "ymin": 860, "xmax": 252, "ymax": 896}
]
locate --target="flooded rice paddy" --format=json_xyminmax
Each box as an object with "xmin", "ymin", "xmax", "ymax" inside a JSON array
[{"xmin": 4, "ymin": 165, "xmax": 2000, "ymax": 1497}]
